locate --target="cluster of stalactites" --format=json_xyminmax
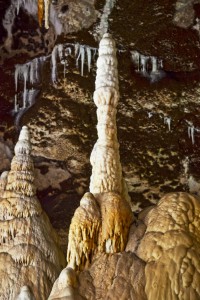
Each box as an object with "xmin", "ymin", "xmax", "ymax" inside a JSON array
[
  {"xmin": 6, "ymin": 126, "xmax": 36, "ymax": 197},
  {"xmin": 89, "ymin": 33, "xmax": 123, "ymax": 195},
  {"xmin": 38, "ymin": 0, "xmax": 50, "ymax": 29}
]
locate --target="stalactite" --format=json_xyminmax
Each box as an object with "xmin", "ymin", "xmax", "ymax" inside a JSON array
[
  {"xmin": 86, "ymin": 47, "xmax": 92, "ymax": 72},
  {"xmin": 131, "ymin": 50, "xmax": 165, "ymax": 82},
  {"xmin": 164, "ymin": 116, "xmax": 171, "ymax": 132},
  {"xmin": 188, "ymin": 125, "xmax": 195, "ymax": 144},
  {"xmin": 76, "ymin": 45, "xmax": 85, "ymax": 77}
]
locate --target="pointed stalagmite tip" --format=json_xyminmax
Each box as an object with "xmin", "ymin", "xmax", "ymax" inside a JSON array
[
  {"xmin": 14, "ymin": 126, "xmax": 32, "ymax": 156},
  {"xmin": 19, "ymin": 126, "xmax": 30, "ymax": 141}
]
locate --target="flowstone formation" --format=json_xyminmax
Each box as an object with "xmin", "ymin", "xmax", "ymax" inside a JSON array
[
  {"xmin": 0, "ymin": 126, "xmax": 65, "ymax": 299},
  {"xmin": 72, "ymin": 192, "xmax": 200, "ymax": 300},
  {"xmin": 66, "ymin": 33, "xmax": 133, "ymax": 271},
  {"xmin": 136, "ymin": 192, "xmax": 200, "ymax": 300}
]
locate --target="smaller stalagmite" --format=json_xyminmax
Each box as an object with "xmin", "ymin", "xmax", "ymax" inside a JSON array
[
  {"xmin": 48, "ymin": 267, "xmax": 83, "ymax": 299},
  {"xmin": 66, "ymin": 34, "xmax": 133, "ymax": 271},
  {"xmin": 0, "ymin": 126, "xmax": 65, "ymax": 300},
  {"xmin": 67, "ymin": 193, "xmax": 101, "ymax": 271}
]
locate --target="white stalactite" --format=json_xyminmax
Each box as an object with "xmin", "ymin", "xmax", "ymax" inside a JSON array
[
  {"xmin": 151, "ymin": 56, "xmax": 158, "ymax": 73},
  {"xmin": 164, "ymin": 116, "xmax": 171, "ymax": 132},
  {"xmin": 188, "ymin": 125, "xmax": 195, "ymax": 144},
  {"xmin": 86, "ymin": 47, "xmax": 92, "ymax": 72}
]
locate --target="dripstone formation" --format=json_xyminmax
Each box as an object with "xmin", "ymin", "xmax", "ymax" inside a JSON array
[
  {"xmin": 49, "ymin": 34, "xmax": 200, "ymax": 300},
  {"xmin": 65, "ymin": 33, "xmax": 133, "ymax": 272},
  {"xmin": 0, "ymin": 126, "xmax": 65, "ymax": 300}
]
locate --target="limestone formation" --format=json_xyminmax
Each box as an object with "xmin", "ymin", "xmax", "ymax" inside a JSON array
[
  {"xmin": 66, "ymin": 34, "xmax": 133, "ymax": 271},
  {"xmin": 72, "ymin": 192, "xmax": 200, "ymax": 300},
  {"xmin": 48, "ymin": 267, "xmax": 83, "ymax": 299},
  {"xmin": 0, "ymin": 126, "xmax": 66, "ymax": 299},
  {"xmin": 67, "ymin": 193, "xmax": 101, "ymax": 271},
  {"xmin": 136, "ymin": 192, "xmax": 200, "ymax": 300},
  {"xmin": 90, "ymin": 33, "xmax": 122, "ymax": 195},
  {"xmin": 96, "ymin": 192, "xmax": 133, "ymax": 253}
]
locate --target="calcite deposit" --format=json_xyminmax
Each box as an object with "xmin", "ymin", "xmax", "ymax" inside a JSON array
[
  {"xmin": 48, "ymin": 267, "xmax": 83, "ymax": 299},
  {"xmin": 90, "ymin": 33, "xmax": 122, "ymax": 195},
  {"xmin": 136, "ymin": 192, "xmax": 200, "ymax": 300},
  {"xmin": 67, "ymin": 192, "xmax": 101, "ymax": 271},
  {"xmin": 0, "ymin": 126, "xmax": 65, "ymax": 299},
  {"xmin": 66, "ymin": 33, "xmax": 133, "ymax": 271},
  {"xmin": 74, "ymin": 192, "xmax": 200, "ymax": 300}
]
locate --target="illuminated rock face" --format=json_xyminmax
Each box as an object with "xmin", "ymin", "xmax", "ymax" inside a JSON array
[
  {"xmin": 66, "ymin": 34, "xmax": 133, "ymax": 272},
  {"xmin": 136, "ymin": 192, "xmax": 200, "ymax": 300},
  {"xmin": 0, "ymin": 126, "xmax": 65, "ymax": 300},
  {"xmin": 70, "ymin": 192, "xmax": 200, "ymax": 300}
]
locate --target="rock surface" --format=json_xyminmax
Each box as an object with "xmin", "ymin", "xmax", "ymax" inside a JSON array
[{"xmin": 65, "ymin": 192, "xmax": 200, "ymax": 300}]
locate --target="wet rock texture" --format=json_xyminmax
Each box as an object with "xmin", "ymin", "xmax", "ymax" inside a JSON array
[
  {"xmin": 49, "ymin": 192, "xmax": 200, "ymax": 300},
  {"xmin": 1, "ymin": 0, "xmax": 200, "ymax": 237}
]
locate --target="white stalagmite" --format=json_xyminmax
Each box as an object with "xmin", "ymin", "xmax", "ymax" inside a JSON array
[
  {"xmin": 66, "ymin": 34, "xmax": 133, "ymax": 273},
  {"xmin": 90, "ymin": 33, "xmax": 122, "ymax": 195},
  {"xmin": 48, "ymin": 267, "xmax": 83, "ymax": 300},
  {"xmin": 0, "ymin": 126, "xmax": 65, "ymax": 299}
]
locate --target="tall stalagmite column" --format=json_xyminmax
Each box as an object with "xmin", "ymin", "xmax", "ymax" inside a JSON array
[
  {"xmin": 90, "ymin": 33, "xmax": 122, "ymax": 195},
  {"xmin": 66, "ymin": 34, "xmax": 133, "ymax": 273}
]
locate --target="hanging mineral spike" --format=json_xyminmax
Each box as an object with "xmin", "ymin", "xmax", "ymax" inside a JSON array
[
  {"xmin": 38, "ymin": 0, "xmax": 44, "ymax": 27},
  {"xmin": 90, "ymin": 33, "xmax": 122, "ymax": 195}
]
